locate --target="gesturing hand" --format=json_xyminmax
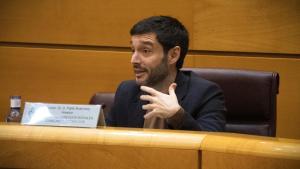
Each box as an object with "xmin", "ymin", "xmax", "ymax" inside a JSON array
[{"xmin": 140, "ymin": 83, "xmax": 181, "ymax": 119}]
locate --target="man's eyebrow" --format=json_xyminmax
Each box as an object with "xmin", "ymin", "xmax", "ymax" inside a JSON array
[
  {"xmin": 130, "ymin": 40, "xmax": 154, "ymax": 47},
  {"xmin": 141, "ymin": 41, "xmax": 154, "ymax": 47},
  {"xmin": 130, "ymin": 40, "xmax": 154, "ymax": 46}
]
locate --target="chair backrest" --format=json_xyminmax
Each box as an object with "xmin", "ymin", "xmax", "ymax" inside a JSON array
[
  {"xmin": 90, "ymin": 92, "xmax": 115, "ymax": 118},
  {"xmin": 182, "ymin": 68, "xmax": 279, "ymax": 136},
  {"xmin": 90, "ymin": 68, "xmax": 279, "ymax": 137}
]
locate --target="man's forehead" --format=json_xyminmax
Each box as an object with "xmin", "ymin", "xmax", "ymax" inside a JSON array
[{"xmin": 130, "ymin": 33, "xmax": 157, "ymax": 46}]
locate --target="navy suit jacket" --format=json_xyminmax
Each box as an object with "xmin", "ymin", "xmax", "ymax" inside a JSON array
[{"xmin": 107, "ymin": 71, "xmax": 226, "ymax": 131}]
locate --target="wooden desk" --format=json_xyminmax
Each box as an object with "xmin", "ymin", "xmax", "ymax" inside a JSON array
[{"xmin": 0, "ymin": 123, "xmax": 299, "ymax": 169}]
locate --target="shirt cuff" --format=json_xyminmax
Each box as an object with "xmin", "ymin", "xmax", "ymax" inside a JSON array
[{"xmin": 167, "ymin": 107, "xmax": 185, "ymax": 129}]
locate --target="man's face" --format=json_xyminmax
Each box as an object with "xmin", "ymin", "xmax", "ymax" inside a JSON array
[{"xmin": 130, "ymin": 33, "xmax": 169, "ymax": 86}]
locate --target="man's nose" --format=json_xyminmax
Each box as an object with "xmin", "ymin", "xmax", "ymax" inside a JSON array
[{"xmin": 131, "ymin": 52, "xmax": 140, "ymax": 64}]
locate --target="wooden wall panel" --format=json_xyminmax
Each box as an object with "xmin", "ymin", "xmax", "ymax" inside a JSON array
[
  {"xmin": 0, "ymin": 46, "xmax": 132, "ymax": 120},
  {"xmin": 1, "ymin": 45, "xmax": 299, "ymax": 139},
  {"xmin": 1, "ymin": 0, "xmax": 299, "ymax": 54},
  {"xmin": 193, "ymin": 0, "xmax": 300, "ymax": 54},
  {"xmin": 0, "ymin": 0, "xmax": 194, "ymax": 47},
  {"xmin": 194, "ymin": 55, "xmax": 300, "ymax": 139},
  {"xmin": 0, "ymin": 46, "xmax": 194, "ymax": 121}
]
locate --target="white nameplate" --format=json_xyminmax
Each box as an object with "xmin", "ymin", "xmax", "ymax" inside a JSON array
[{"xmin": 21, "ymin": 102, "xmax": 104, "ymax": 128}]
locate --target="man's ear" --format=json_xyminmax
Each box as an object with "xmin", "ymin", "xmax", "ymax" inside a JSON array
[{"xmin": 168, "ymin": 46, "xmax": 181, "ymax": 65}]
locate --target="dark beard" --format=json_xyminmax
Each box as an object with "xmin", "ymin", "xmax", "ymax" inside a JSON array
[{"xmin": 145, "ymin": 56, "xmax": 169, "ymax": 86}]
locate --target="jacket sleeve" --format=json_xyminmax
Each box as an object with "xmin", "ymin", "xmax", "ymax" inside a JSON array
[{"xmin": 167, "ymin": 84, "xmax": 226, "ymax": 131}]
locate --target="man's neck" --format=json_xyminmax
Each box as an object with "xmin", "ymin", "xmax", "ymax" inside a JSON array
[{"xmin": 151, "ymin": 69, "xmax": 178, "ymax": 94}]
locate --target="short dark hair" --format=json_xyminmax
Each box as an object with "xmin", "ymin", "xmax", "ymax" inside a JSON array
[{"xmin": 130, "ymin": 16, "xmax": 189, "ymax": 70}]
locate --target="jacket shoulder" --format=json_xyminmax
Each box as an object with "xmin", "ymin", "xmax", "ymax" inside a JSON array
[{"xmin": 115, "ymin": 80, "xmax": 139, "ymax": 97}]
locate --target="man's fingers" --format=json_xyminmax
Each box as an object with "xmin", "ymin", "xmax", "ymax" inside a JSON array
[
  {"xmin": 140, "ymin": 86, "xmax": 160, "ymax": 96},
  {"xmin": 140, "ymin": 95, "xmax": 156, "ymax": 102},
  {"xmin": 142, "ymin": 104, "xmax": 156, "ymax": 110},
  {"xmin": 168, "ymin": 83, "xmax": 177, "ymax": 97},
  {"xmin": 144, "ymin": 111, "xmax": 154, "ymax": 119},
  {"xmin": 144, "ymin": 110, "xmax": 162, "ymax": 119}
]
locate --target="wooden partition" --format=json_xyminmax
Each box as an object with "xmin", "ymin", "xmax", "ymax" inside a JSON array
[
  {"xmin": 0, "ymin": 124, "xmax": 203, "ymax": 169},
  {"xmin": 0, "ymin": 0, "xmax": 300, "ymax": 139},
  {"xmin": 0, "ymin": 124, "xmax": 299, "ymax": 169},
  {"xmin": 201, "ymin": 133, "xmax": 300, "ymax": 169}
]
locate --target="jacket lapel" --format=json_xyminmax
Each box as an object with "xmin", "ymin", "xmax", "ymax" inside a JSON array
[
  {"xmin": 127, "ymin": 90, "xmax": 146, "ymax": 127},
  {"xmin": 175, "ymin": 71, "xmax": 189, "ymax": 104}
]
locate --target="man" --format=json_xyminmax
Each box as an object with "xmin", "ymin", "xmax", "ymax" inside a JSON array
[{"xmin": 107, "ymin": 16, "xmax": 226, "ymax": 131}]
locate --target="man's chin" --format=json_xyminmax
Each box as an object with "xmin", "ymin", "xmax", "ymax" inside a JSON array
[{"xmin": 135, "ymin": 79, "xmax": 146, "ymax": 86}]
